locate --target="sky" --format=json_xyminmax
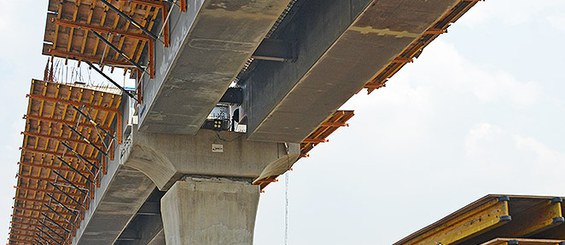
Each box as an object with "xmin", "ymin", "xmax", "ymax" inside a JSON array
[{"xmin": 1, "ymin": 0, "xmax": 565, "ymax": 244}]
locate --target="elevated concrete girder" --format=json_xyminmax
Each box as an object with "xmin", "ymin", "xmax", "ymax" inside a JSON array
[
  {"xmin": 245, "ymin": 0, "xmax": 461, "ymax": 142},
  {"xmin": 138, "ymin": 0, "xmax": 292, "ymax": 134},
  {"xmin": 73, "ymin": 166, "xmax": 156, "ymax": 245},
  {"xmin": 124, "ymin": 129, "xmax": 300, "ymax": 191}
]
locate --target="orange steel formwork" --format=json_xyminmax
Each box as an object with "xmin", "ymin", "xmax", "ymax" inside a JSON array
[
  {"xmin": 300, "ymin": 110, "xmax": 354, "ymax": 158},
  {"xmin": 8, "ymin": 80, "xmax": 121, "ymax": 245},
  {"xmin": 43, "ymin": 0, "xmax": 187, "ymax": 78},
  {"xmin": 254, "ymin": 110, "xmax": 355, "ymax": 190},
  {"xmin": 364, "ymin": 0, "xmax": 481, "ymax": 93}
]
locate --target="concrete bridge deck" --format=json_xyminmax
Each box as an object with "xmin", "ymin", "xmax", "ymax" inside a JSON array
[{"xmin": 8, "ymin": 0, "xmax": 480, "ymax": 244}]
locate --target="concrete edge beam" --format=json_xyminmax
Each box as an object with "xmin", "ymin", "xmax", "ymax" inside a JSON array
[
  {"xmin": 244, "ymin": 0, "xmax": 461, "ymax": 142},
  {"xmin": 138, "ymin": 0, "xmax": 293, "ymax": 134}
]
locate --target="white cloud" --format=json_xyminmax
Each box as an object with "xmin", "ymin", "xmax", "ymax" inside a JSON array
[
  {"xmin": 462, "ymin": 122, "xmax": 565, "ymax": 184},
  {"xmin": 515, "ymin": 135, "xmax": 565, "ymax": 178},
  {"xmin": 464, "ymin": 122, "xmax": 502, "ymax": 156},
  {"xmin": 0, "ymin": 1, "xmax": 14, "ymax": 31},
  {"xmin": 461, "ymin": 0, "xmax": 565, "ymax": 28},
  {"xmin": 547, "ymin": 15, "xmax": 565, "ymax": 32},
  {"xmin": 393, "ymin": 40, "xmax": 541, "ymax": 106}
]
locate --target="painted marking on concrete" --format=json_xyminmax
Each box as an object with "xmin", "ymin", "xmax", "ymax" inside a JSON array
[
  {"xmin": 350, "ymin": 26, "xmax": 420, "ymax": 38},
  {"xmin": 212, "ymin": 144, "xmax": 224, "ymax": 153}
]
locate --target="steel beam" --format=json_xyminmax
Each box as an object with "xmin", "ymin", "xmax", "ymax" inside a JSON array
[
  {"xmin": 44, "ymin": 204, "xmax": 76, "ymax": 227},
  {"xmin": 46, "ymin": 193, "xmax": 79, "ymax": 216},
  {"xmin": 24, "ymin": 114, "xmax": 112, "ymax": 132},
  {"xmin": 36, "ymin": 227, "xmax": 63, "ymax": 245},
  {"xmin": 27, "ymin": 93, "xmax": 118, "ymax": 112},
  {"xmin": 71, "ymin": 105, "xmax": 114, "ymax": 137},
  {"xmin": 13, "ymin": 186, "xmax": 82, "ymax": 199},
  {"xmin": 52, "ymin": 170, "xmax": 88, "ymax": 196},
  {"xmin": 60, "ymin": 141, "xmax": 100, "ymax": 171},
  {"xmin": 99, "ymin": 0, "xmax": 159, "ymax": 40},
  {"xmin": 45, "ymin": 49, "xmax": 132, "ymax": 67},
  {"xmin": 56, "ymin": 156, "xmax": 94, "ymax": 183},
  {"xmin": 460, "ymin": 199, "xmax": 564, "ymax": 245},
  {"xmin": 15, "ymin": 174, "xmax": 87, "ymax": 189},
  {"xmin": 18, "ymin": 161, "xmax": 86, "ymax": 175},
  {"xmin": 48, "ymin": 182, "xmax": 82, "ymax": 206},
  {"xmin": 85, "ymin": 61, "xmax": 139, "ymax": 101},
  {"xmin": 402, "ymin": 198, "xmax": 510, "ymax": 245},
  {"xmin": 54, "ymin": 19, "xmax": 151, "ymax": 41},
  {"xmin": 41, "ymin": 213, "xmax": 70, "ymax": 234},
  {"xmin": 504, "ymin": 200, "xmax": 563, "ymax": 236},
  {"xmin": 21, "ymin": 146, "xmax": 98, "ymax": 163},
  {"xmin": 90, "ymin": 30, "xmax": 146, "ymax": 72},
  {"xmin": 23, "ymin": 131, "xmax": 104, "ymax": 149},
  {"xmin": 39, "ymin": 220, "xmax": 67, "ymax": 241},
  {"xmin": 252, "ymin": 38, "xmax": 295, "ymax": 62},
  {"xmin": 65, "ymin": 124, "xmax": 107, "ymax": 155}
]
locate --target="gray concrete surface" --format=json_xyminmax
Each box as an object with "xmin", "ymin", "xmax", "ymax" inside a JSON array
[
  {"xmin": 114, "ymin": 189, "xmax": 165, "ymax": 245},
  {"xmin": 138, "ymin": 0, "xmax": 292, "ymax": 134},
  {"xmin": 73, "ymin": 96, "xmax": 157, "ymax": 245},
  {"xmin": 72, "ymin": 160, "xmax": 156, "ymax": 245},
  {"xmin": 124, "ymin": 128, "xmax": 300, "ymax": 190},
  {"xmin": 161, "ymin": 178, "xmax": 260, "ymax": 245},
  {"xmin": 72, "ymin": 1, "xmax": 466, "ymax": 243},
  {"xmin": 245, "ymin": 0, "xmax": 461, "ymax": 143}
]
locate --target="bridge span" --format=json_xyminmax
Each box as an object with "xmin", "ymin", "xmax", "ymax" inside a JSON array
[{"xmin": 8, "ymin": 0, "xmax": 480, "ymax": 244}]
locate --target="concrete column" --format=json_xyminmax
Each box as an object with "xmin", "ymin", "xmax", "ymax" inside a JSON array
[{"xmin": 161, "ymin": 178, "xmax": 260, "ymax": 245}]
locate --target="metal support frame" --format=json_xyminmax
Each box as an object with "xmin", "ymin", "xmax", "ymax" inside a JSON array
[
  {"xmin": 71, "ymin": 105, "xmax": 114, "ymax": 137},
  {"xmin": 26, "ymin": 94, "xmax": 117, "ymax": 113},
  {"xmin": 25, "ymin": 114, "xmax": 112, "ymax": 132},
  {"xmin": 65, "ymin": 124, "xmax": 108, "ymax": 155},
  {"xmin": 36, "ymin": 234, "xmax": 51, "ymax": 245},
  {"xmin": 23, "ymin": 131, "xmax": 104, "ymax": 148},
  {"xmin": 39, "ymin": 220, "xmax": 66, "ymax": 241},
  {"xmin": 90, "ymin": 30, "xmax": 145, "ymax": 72},
  {"xmin": 60, "ymin": 141, "xmax": 99, "ymax": 171},
  {"xmin": 43, "ymin": 204, "xmax": 75, "ymax": 227},
  {"xmin": 36, "ymin": 227, "xmax": 62, "ymax": 245},
  {"xmin": 54, "ymin": 18, "xmax": 151, "ymax": 41},
  {"xmin": 45, "ymin": 49, "xmax": 133, "ymax": 67},
  {"xmin": 56, "ymin": 156, "xmax": 93, "ymax": 183},
  {"xmin": 52, "ymin": 170, "xmax": 88, "ymax": 196},
  {"xmin": 34, "ymin": 237, "xmax": 46, "ymax": 245},
  {"xmin": 180, "ymin": 0, "xmax": 187, "ymax": 12},
  {"xmin": 41, "ymin": 213, "xmax": 70, "ymax": 234},
  {"xmin": 48, "ymin": 182, "xmax": 83, "ymax": 207},
  {"xmin": 99, "ymin": 0, "xmax": 159, "ymax": 40},
  {"xmin": 161, "ymin": 2, "xmax": 170, "ymax": 47},
  {"xmin": 85, "ymin": 62, "xmax": 138, "ymax": 101},
  {"xmin": 46, "ymin": 193, "xmax": 78, "ymax": 216}
]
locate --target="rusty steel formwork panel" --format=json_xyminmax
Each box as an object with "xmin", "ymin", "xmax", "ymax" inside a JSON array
[
  {"xmin": 8, "ymin": 80, "xmax": 121, "ymax": 245},
  {"xmin": 254, "ymin": 110, "xmax": 354, "ymax": 190}
]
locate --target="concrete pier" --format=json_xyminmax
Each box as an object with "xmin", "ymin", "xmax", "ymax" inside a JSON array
[{"xmin": 161, "ymin": 178, "xmax": 260, "ymax": 245}]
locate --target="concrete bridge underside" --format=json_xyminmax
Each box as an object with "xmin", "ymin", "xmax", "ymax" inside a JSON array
[{"xmin": 74, "ymin": 0, "xmax": 473, "ymax": 244}]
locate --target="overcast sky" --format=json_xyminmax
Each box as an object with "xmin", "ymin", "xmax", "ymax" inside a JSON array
[{"xmin": 1, "ymin": 0, "xmax": 565, "ymax": 244}]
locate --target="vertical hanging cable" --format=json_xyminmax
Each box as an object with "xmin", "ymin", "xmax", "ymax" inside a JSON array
[{"xmin": 285, "ymin": 172, "xmax": 289, "ymax": 245}]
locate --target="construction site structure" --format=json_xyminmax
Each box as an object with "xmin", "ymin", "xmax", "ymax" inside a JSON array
[{"xmin": 7, "ymin": 0, "xmax": 483, "ymax": 244}]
